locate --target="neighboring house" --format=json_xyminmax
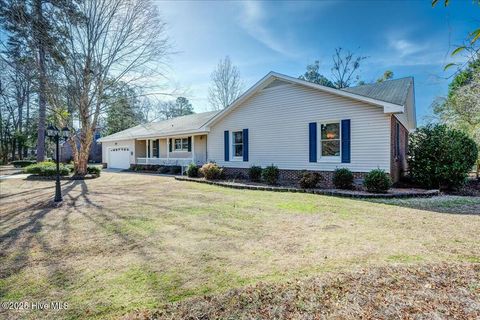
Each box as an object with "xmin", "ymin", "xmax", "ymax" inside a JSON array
[
  {"xmin": 98, "ymin": 72, "xmax": 416, "ymax": 184},
  {"xmin": 60, "ymin": 128, "xmax": 103, "ymax": 163}
]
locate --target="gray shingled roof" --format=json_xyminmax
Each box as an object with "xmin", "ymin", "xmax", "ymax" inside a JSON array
[
  {"xmin": 98, "ymin": 111, "xmax": 218, "ymax": 142},
  {"xmin": 341, "ymin": 77, "xmax": 413, "ymax": 106}
]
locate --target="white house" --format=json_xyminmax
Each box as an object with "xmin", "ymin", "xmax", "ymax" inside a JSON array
[{"xmin": 98, "ymin": 72, "xmax": 416, "ymax": 183}]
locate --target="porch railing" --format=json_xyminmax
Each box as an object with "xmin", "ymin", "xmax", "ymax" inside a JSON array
[{"xmin": 136, "ymin": 157, "xmax": 196, "ymax": 166}]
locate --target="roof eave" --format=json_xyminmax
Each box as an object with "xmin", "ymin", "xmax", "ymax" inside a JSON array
[{"xmin": 97, "ymin": 128, "xmax": 210, "ymax": 143}]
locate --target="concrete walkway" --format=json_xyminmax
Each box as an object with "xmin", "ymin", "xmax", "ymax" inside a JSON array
[
  {"xmin": 0, "ymin": 173, "xmax": 30, "ymax": 180},
  {"xmin": 0, "ymin": 165, "xmax": 27, "ymax": 180}
]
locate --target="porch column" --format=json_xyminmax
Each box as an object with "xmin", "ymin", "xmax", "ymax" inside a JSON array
[
  {"xmin": 191, "ymin": 135, "xmax": 195, "ymax": 164},
  {"xmin": 146, "ymin": 139, "xmax": 150, "ymax": 164},
  {"xmin": 148, "ymin": 139, "xmax": 152, "ymax": 158},
  {"xmin": 167, "ymin": 138, "xmax": 170, "ymax": 160}
]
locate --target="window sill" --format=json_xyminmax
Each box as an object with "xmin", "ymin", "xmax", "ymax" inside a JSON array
[
  {"xmin": 317, "ymin": 157, "xmax": 341, "ymax": 163},
  {"xmin": 230, "ymin": 157, "xmax": 244, "ymax": 162}
]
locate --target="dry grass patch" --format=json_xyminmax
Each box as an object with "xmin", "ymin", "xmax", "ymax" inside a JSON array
[
  {"xmin": 0, "ymin": 172, "xmax": 479, "ymax": 319},
  {"xmin": 125, "ymin": 263, "xmax": 480, "ymax": 320}
]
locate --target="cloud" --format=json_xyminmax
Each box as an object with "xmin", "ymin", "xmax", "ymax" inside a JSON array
[
  {"xmin": 238, "ymin": 1, "xmax": 298, "ymax": 58},
  {"xmin": 376, "ymin": 33, "xmax": 455, "ymax": 67},
  {"xmin": 388, "ymin": 38, "xmax": 425, "ymax": 57}
]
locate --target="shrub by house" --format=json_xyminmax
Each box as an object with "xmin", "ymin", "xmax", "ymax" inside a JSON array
[
  {"xmin": 408, "ymin": 124, "xmax": 478, "ymax": 189},
  {"xmin": 248, "ymin": 166, "xmax": 262, "ymax": 182},
  {"xmin": 262, "ymin": 165, "xmax": 279, "ymax": 185},
  {"xmin": 186, "ymin": 163, "xmax": 199, "ymax": 178},
  {"xmin": 364, "ymin": 169, "xmax": 392, "ymax": 193},
  {"xmin": 200, "ymin": 162, "xmax": 222, "ymax": 180},
  {"xmin": 298, "ymin": 171, "xmax": 323, "ymax": 189},
  {"xmin": 333, "ymin": 168, "xmax": 354, "ymax": 189}
]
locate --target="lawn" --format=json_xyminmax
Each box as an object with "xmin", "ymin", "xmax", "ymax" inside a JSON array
[{"xmin": 0, "ymin": 172, "xmax": 479, "ymax": 319}]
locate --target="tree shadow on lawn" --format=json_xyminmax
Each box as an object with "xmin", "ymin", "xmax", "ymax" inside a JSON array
[
  {"xmin": 0, "ymin": 178, "xmax": 164, "ymax": 318},
  {"xmin": 0, "ymin": 180, "xmax": 82, "ymax": 279},
  {"xmin": 363, "ymin": 195, "xmax": 480, "ymax": 215},
  {"xmin": 0, "ymin": 185, "xmax": 54, "ymax": 200}
]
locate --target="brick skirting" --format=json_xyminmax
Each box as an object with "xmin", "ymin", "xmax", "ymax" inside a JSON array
[
  {"xmin": 175, "ymin": 176, "xmax": 440, "ymax": 199},
  {"xmin": 222, "ymin": 167, "xmax": 368, "ymax": 188}
]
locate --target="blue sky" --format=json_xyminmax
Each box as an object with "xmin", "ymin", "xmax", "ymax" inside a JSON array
[{"xmin": 157, "ymin": 0, "xmax": 478, "ymax": 124}]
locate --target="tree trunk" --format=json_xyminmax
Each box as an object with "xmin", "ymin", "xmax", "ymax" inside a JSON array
[
  {"xmin": 24, "ymin": 84, "xmax": 30, "ymax": 158},
  {"xmin": 74, "ymin": 127, "xmax": 93, "ymax": 175},
  {"xmin": 11, "ymin": 138, "xmax": 16, "ymax": 161},
  {"xmin": 17, "ymin": 92, "xmax": 23, "ymax": 160},
  {"xmin": 477, "ymin": 159, "xmax": 479, "ymax": 180},
  {"xmin": 35, "ymin": 0, "xmax": 47, "ymax": 162}
]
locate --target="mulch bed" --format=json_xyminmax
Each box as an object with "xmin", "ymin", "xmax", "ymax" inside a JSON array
[
  {"xmin": 175, "ymin": 176, "xmax": 439, "ymax": 199},
  {"xmin": 449, "ymin": 179, "xmax": 480, "ymax": 197},
  {"xmin": 123, "ymin": 263, "xmax": 480, "ymax": 320}
]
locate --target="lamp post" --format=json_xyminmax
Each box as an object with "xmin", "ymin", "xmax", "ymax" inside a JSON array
[{"xmin": 46, "ymin": 125, "xmax": 70, "ymax": 202}]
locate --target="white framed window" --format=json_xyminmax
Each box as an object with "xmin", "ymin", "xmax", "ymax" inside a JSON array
[
  {"xmin": 232, "ymin": 131, "xmax": 243, "ymax": 159},
  {"xmin": 320, "ymin": 122, "xmax": 341, "ymax": 160},
  {"xmin": 173, "ymin": 138, "xmax": 189, "ymax": 151}
]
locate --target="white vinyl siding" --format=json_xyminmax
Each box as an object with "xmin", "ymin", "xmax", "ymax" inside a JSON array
[
  {"xmin": 207, "ymin": 83, "xmax": 391, "ymax": 172},
  {"xmin": 193, "ymin": 135, "xmax": 207, "ymax": 163},
  {"xmin": 159, "ymin": 139, "xmax": 167, "ymax": 158}
]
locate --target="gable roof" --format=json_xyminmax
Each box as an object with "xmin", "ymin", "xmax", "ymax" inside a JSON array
[
  {"xmin": 97, "ymin": 111, "xmax": 218, "ymax": 142},
  {"xmin": 99, "ymin": 72, "xmax": 416, "ymax": 143},
  {"xmin": 204, "ymin": 72, "xmax": 407, "ymax": 128},
  {"xmin": 341, "ymin": 77, "xmax": 413, "ymax": 106}
]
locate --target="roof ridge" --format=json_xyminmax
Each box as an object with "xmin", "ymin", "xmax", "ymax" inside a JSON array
[
  {"xmin": 345, "ymin": 76, "xmax": 413, "ymax": 89},
  {"xmin": 147, "ymin": 110, "xmax": 217, "ymax": 125}
]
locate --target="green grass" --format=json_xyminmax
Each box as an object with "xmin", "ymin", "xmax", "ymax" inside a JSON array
[
  {"xmin": 387, "ymin": 254, "xmax": 424, "ymax": 263},
  {"xmin": 0, "ymin": 173, "xmax": 479, "ymax": 319},
  {"xmin": 370, "ymin": 195, "xmax": 480, "ymax": 213}
]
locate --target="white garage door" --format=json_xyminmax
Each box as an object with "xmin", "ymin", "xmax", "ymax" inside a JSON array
[{"xmin": 108, "ymin": 147, "xmax": 131, "ymax": 169}]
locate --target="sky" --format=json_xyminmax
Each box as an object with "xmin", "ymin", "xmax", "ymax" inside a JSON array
[{"xmin": 155, "ymin": 0, "xmax": 478, "ymax": 124}]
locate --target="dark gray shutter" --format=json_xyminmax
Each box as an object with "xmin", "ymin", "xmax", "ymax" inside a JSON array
[
  {"xmin": 224, "ymin": 131, "xmax": 229, "ymax": 161},
  {"xmin": 169, "ymin": 138, "xmax": 172, "ymax": 152},
  {"xmin": 187, "ymin": 137, "xmax": 192, "ymax": 152},
  {"xmin": 242, "ymin": 129, "xmax": 249, "ymax": 162},
  {"xmin": 309, "ymin": 123, "xmax": 317, "ymax": 162},
  {"xmin": 341, "ymin": 119, "xmax": 351, "ymax": 163}
]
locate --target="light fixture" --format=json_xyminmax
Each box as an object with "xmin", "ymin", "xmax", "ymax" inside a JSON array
[
  {"xmin": 61, "ymin": 127, "xmax": 70, "ymax": 138},
  {"xmin": 46, "ymin": 124, "xmax": 58, "ymax": 137},
  {"xmin": 45, "ymin": 124, "xmax": 69, "ymax": 202}
]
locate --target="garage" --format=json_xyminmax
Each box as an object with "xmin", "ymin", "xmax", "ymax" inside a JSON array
[{"xmin": 108, "ymin": 147, "xmax": 131, "ymax": 169}]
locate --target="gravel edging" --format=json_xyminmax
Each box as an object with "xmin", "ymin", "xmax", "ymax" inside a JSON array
[{"xmin": 175, "ymin": 176, "xmax": 440, "ymax": 199}]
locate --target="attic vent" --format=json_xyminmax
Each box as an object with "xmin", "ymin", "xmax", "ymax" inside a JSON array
[{"xmin": 263, "ymin": 79, "xmax": 289, "ymax": 90}]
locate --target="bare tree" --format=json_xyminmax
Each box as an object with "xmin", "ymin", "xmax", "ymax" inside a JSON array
[
  {"xmin": 331, "ymin": 47, "xmax": 367, "ymax": 89},
  {"xmin": 33, "ymin": 0, "xmax": 47, "ymax": 162},
  {"xmin": 208, "ymin": 56, "xmax": 243, "ymax": 110},
  {"xmin": 47, "ymin": 0, "xmax": 170, "ymax": 175}
]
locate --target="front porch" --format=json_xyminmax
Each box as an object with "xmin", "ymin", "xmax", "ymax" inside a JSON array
[{"xmin": 134, "ymin": 134, "xmax": 207, "ymax": 167}]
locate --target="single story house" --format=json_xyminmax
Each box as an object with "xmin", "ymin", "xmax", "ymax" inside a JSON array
[{"xmin": 98, "ymin": 72, "xmax": 416, "ymax": 183}]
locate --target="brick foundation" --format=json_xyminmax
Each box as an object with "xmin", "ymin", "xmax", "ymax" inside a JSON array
[{"xmin": 222, "ymin": 167, "xmax": 367, "ymax": 188}]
